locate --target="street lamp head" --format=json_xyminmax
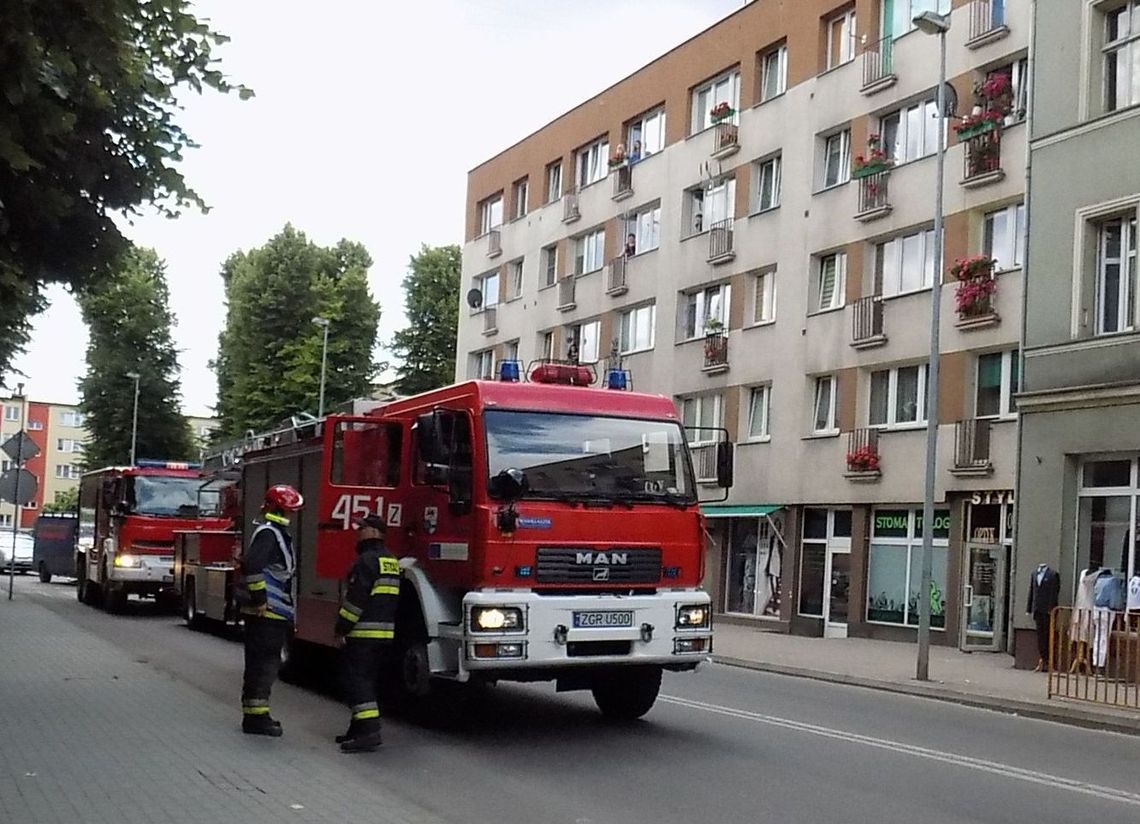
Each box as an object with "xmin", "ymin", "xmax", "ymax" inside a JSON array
[
  {"xmin": 312, "ymin": 317, "xmax": 330, "ymax": 328},
  {"xmin": 912, "ymin": 10, "xmax": 950, "ymax": 35},
  {"xmin": 126, "ymin": 372, "xmax": 140, "ymax": 380}
]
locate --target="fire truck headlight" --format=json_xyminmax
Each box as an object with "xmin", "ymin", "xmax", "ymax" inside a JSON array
[
  {"xmin": 114, "ymin": 554, "xmax": 142, "ymax": 568},
  {"xmin": 675, "ymin": 604, "xmax": 709, "ymax": 629},
  {"xmin": 471, "ymin": 606, "xmax": 524, "ymax": 632}
]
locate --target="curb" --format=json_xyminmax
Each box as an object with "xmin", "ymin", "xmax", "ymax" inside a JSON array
[{"xmin": 711, "ymin": 654, "xmax": 1140, "ymax": 737}]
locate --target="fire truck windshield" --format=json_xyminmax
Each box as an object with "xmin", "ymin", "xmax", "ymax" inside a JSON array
[
  {"xmin": 484, "ymin": 410, "xmax": 696, "ymax": 505},
  {"xmin": 130, "ymin": 476, "xmax": 202, "ymax": 517}
]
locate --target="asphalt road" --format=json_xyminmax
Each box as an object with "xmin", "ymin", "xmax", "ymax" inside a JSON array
[{"xmin": 16, "ymin": 576, "xmax": 1140, "ymax": 824}]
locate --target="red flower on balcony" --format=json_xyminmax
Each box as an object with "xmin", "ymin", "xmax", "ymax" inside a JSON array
[
  {"xmin": 950, "ymin": 255, "xmax": 998, "ymax": 316},
  {"xmin": 846, "ymin": 445, "xmax": 880, "ymax": 473},
  {"xmin": 710, "ymin": 101, "xmax": 735, "ymax": 121}
]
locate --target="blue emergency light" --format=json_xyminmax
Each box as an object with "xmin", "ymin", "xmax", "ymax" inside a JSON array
[
  {"xmin": 136, "ymin": 459, "xmax": 201, "ymax": 470},
  {"xmin": 499, "ymin": 360, "xmax": 521, "ymax": 382},
  {"xmin": 605, "ymin": 368, "xmax": 630, "ymax": 391}
]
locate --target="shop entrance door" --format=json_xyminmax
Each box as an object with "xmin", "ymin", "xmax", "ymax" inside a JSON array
[
  {"xmin": 824, "ymin": 547, "xmax": 851, "ymax": 638},
  {"xmin": 960, "ymin": 543, "xmax": 1005, "ymax": 651}
]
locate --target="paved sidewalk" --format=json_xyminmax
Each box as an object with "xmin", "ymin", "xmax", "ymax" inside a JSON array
[
  {"xmin": 712, "ymin": 621, "xmax": 1140, "ymax": 734},
  {"xmin": 0, "ymin": 596, "xmax": 444, "ymax": 824}
]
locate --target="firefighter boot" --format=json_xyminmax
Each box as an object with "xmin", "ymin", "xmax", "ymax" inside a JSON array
[
  {"xmin": 242, "ymin": 714, "xmax": 284, "ymax": 737},
  {"xmin": 340, "ymin": 720, "xmax": 382, "ymax": 752},
  {"xmin": 334, "ymin": 721, "xmax": 358, "ymax": 745}
]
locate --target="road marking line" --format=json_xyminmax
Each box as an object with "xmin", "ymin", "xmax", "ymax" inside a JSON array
[{"xmin": 661, "ymin": 694, "xmax": 1140, "ymax": 807}]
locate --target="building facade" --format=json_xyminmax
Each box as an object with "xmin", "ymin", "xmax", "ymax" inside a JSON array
[
  {"xmin": 1014, "ymin": 0, "xmax": 1140, "ymax": 667},
  {"xmin": 458, "ymin": 0, "xmax": 1029, "ymax": 650}
]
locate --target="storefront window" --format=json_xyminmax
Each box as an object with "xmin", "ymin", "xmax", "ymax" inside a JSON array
[
  {"xmin": 725, "ymin": 513, "xmax": 785, "ymax": 617},
  {"xmin": 1075, "ymin": 458, "xmax": 1139, "ymax": 608},
  {"xmin": 799, "ymin": 543, "xmax": 825, "ymax": 617},
  {"xmin": 866, "ymin": 507, "xmax": 950, "ymax": 629}
]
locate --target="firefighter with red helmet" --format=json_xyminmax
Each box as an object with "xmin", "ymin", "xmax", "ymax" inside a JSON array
[{"xmin": 237, "ymin": 484, "xmax": 304, "ymax": 736}]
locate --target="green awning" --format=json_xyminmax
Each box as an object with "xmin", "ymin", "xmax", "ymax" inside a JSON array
[{"xmin": 700, "ymin": 504, "xmax": 782, "ymax": 518}]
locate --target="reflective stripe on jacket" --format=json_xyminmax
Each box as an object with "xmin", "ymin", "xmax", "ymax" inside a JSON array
[
  {"xmin": 239, "ymin": 520, "xmax": 296, "ymax": 622},
  {"xmin": 335, "ymin": 540, "xmax": 400, "ymax": 640}
]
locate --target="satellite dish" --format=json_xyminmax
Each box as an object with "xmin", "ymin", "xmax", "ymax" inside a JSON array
[
  {"xmin": 466, "ymin": 288, "xmax": 484, "ymax": 309},
  {"xmin": 939, "ymin": 82, "xmax": 958, "ymax": 117}
]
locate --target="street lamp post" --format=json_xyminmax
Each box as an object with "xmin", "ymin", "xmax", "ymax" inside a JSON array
[
  {"xmin": 126, "ymin": 372, "xmax": 141, "ymax": 466},
  {"xmin": 912, "ymin": 9, "xmax": 951, "ymax": 683},
  {"xmin": 8, "ymin": 382, "xmax": 25, "ymax": 600},
  {"xmin": 312, "ymin": 317, "xmax": 330, "ymax": 419}
]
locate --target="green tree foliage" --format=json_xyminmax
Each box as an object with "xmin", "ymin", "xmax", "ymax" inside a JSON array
[
  {"xmin": 42, "ymin": 487, "xmax": 79, "ymax": 515},
  {"xmin": 0, "ymin": 0, "xmax": 251, "ymax": 376},
  {"xmin": 78, "ymin": 247, "xmax": 195, "ymax": 467},
  {"xmin": 213, "ymin": 225, "xmax": 380, "ymax": 436},
  {"xmin": 390, "ymin": 245, "xmax": 461, "ymax": 395}
]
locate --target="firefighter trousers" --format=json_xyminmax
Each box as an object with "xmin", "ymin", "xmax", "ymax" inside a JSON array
[
  {"xmin": 341, "ymin": 639, "xmax": 388, "ymax": 734},
  {"xmin": 242, "ymin": 616, "xmax": 290, "ymax": 717}
]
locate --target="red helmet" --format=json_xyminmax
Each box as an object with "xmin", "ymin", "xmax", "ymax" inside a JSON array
[{"xmin": 264, "ymin": 484, "xmax": 304, "ymax": 513}]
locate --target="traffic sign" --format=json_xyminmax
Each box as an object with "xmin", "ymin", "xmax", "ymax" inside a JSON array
[
  {"xmin": 1, "ymin": 431, "xmax": 41, "ymax": 463},
  {"xmin": 0, "ymin": 469, "xmax": 37, "ymax": 506}
]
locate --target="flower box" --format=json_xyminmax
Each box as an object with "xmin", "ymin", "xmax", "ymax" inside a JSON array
[
  {"xmin": 710, "ymin": 103, "xmax": 735, "ymax": 123},
  {"xmin": 852, "ymin": 162, "xmax": 891, "ymax": 180},
  {"xmin": 950, "ymin": 255, "xmax": 998, "ymax": 318},
  {"xmin": 956, "ymin": 119, "xmax": 998, "ymax": 140},
  {"xmin": 845, "ymin": 446, "xmax": 881, "ymax": 473}
]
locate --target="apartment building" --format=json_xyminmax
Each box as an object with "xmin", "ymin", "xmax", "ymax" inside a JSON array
[
  {"xmin": 458, "ymin": 0, "xmax": 1028, "ymax": 650},
  {"xmin": 1, "ymin": 396, "xmax": 86, "ymax": 529},
  {"xmin": 1014, "ymin": 0, "xmax": 1140, "ymax": 667}
]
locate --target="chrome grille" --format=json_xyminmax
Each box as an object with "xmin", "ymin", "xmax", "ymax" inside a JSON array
[{"xmin": 535, "ymin": 547, "xmax": 662, "ymax": 585}]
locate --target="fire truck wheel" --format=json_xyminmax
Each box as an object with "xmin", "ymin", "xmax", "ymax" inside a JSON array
[
  {"xmin": 184, "ymin": 580, "xmax": 204, "ymax": 630},
  {"xmin": 104, "ymin": 583, "xmax": 128, "ymax": 614},
  {"xmin": 38, "ymin": 563, "xmax": 52, "ymax": 584},
  {"xmin": 590, "ymin": 666, "xmax": 663, "ymax": 721},
  {"xmin": 79, "ymin": 577, "xmax": 102, "ymax": 606},
  {"xmin": 399, "ymin": 641, "xmax": 433, "ymax": 698}
]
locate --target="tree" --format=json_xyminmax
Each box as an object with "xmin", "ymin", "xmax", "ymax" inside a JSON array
[
  {"xmin": 0, "ymin": 1, "xmax": 251, "ymax": 376},
  {"xmin": 213, "ymin": 226, "xmax": 380, "ymax": 437},
  {"xmin": 390, "ymin": 245, "xmax": 461, "ymax": 395},
  {"xmin": 42, "ymin": 487, "xmax": 79, "ymax": 515},
  {"xmin": 77, "ymin": 247, "xmax": 195, "ymax": 467}
]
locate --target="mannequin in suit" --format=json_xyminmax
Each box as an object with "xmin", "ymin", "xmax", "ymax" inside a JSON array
[{"xmin": 1026, "ymin": 563, "xmax": 1060, "ymax": 672}]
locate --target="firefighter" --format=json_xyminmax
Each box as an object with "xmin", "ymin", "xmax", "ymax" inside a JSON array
[
  {"xmin": 333, "ymin": 513, "xmax": 400, "ymax": 753},
  {"xmin": 237, "ymin": 484, "xmax": 304, "ymax": 737}
]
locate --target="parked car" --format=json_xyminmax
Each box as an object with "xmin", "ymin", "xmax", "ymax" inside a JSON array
[
  {"xmin": 0, "ymin": 530, "xmax": 35, "ymax": 573},
  {"xmin": 34, "ymin": 514, "xmax": 79, "ymax": 583}
]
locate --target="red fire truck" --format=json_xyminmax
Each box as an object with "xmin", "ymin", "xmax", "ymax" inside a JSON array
[
  {"xmin": 76, "ymin": 462, "xmax": 232, "ymax": 613},
  {"xmin": 204, "ymin": 368, "xmax": 732, "ymax": 719}
]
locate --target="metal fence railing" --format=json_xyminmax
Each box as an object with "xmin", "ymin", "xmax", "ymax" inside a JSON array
[
  {"xmin": 857, "ymin": 170, "xmax": 890, "ymax": 214},
  {"xmin": 954, "ymin": 418, "xmax": 992, "ymax": 470},
  {"xmin": 482, "ymin": 306, "xmax": 497, "ymax": 334},
  {"xmin": 846, "ymin": 427, "xmax": 880, "ymax": 473},
  {"xmin": 606, "ymin": 255, "xmax": 628, "ymax": 295},
  {"xmin": 1049, "ymin": 606, "xmax": 1140, "ymax": 709},
  {"xmin": 557, "ymin": 276, "xmax": 576, "ymax": 310},
  {"xmin": 862, "ymin": 35, "xmax": 893, "ymax": 89},
  {"xmin": 690, "ymin": 442, "xmax": 719, "ymax": 483},
  {"xmin": 563, "ymin": 189, "xmax": 580, "ymax": 222},
  {"xmin": 708, "ymin": 217, "xmax": 734, "ymax": 261},
  {"xmin": 964, "ymin": 128, "xmax": 1003, "ymax": 180},
  {"xmin": 703, "ymin": 329, "xmax": 729, "ymax": 369},
  {"xmin": 487, "ymin": 228, "xmax": 501, "ymax": 257},
  {"xmin": 713, "ymin": 121, "xmax": 739, "ymax": 155},
  {"xmin": 851, "ymin": 296, "xmax": 884, "ymax": 344},
  {"xmin": 968, "ymin": 0, "xmax": 1006, "ymax": 41},
  {"xmin": 612, "ymin": 165, "xmax": 633, "ymax": 199}
]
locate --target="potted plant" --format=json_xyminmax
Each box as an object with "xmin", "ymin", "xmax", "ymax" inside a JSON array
[
  {"xmin": 608, "ymin": 144, "xmax": 627, "ymax": 169},
  {"xmin": 852, "ymin": 134, "xmax": 893, "ymax": 179},
  {"xmin": 846, "ymin": 445, "xmax": 881, "ymax": 473},
  {"xmin": 957, "ymin": 71, "xmax": 1015, "ymax": 138},
  {"xmin": 703, "ymin": 318, "xmax": 726, "ymax": 362},
  {"xmin": 710, "ymin": 101, "xmax": 735, "ymax": 123},
  {"xmin": 950, "ymin": 255, "xmax": 998, "ymax": 317}
]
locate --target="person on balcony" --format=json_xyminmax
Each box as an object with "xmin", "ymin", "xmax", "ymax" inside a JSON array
[{"xmin": 625, "ymin": 233, "xmax": 636, "ymax": 257}]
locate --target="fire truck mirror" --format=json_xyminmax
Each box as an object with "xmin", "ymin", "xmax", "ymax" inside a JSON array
[
  {"xmin": 490, "ymin": 468, "xmax": 527, "ymax": 502},
  {"xmin": 715, "ymin": 442, "xmax": 735, "ymax": 489}
]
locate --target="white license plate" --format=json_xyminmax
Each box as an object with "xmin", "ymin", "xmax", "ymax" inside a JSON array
[{"xmin": 572, "ymin": 610, "xmax": 633, "ymax": 629}]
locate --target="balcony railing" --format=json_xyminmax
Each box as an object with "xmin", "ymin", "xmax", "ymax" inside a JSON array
[
  {"xmin": 690, "ymin": 442, "xmax": 719, "ymax": 484},
  {"xmin": 954, "ymin": 418, "xmax": 993, "ymax": 473},
  {"xmin": 606, "ymin": 255, "xmax": 628, "ymax": 295},
  {"xmin": 856, "ymin": 170, "xmax": 891, "ymax": 218},
  {"xmin": 712, "ymin": 121, "xmax": 739, "ymax": 157},
  {"xmin": 861, "ymin": 35, "xmax": 894, "ymax": 91},
  {"xmin": 487, "ymin": 228, "xmax": 501, "ymax": 258},
  {"xmin": 851, "ymin": 296, "xmax": 885, "ymax": 348},
  {"xmin": 557, "ymin": 276, "xmax": 576, "ymax": 311},
  {"xmin": 963, "ymin": 127, "xmax": 1003, "ymax": 183},
  {"xmin": 845, "ymin": 428, "xmax": 881, "ymax": 476},
  {"xmin": 703, "ymin": 329, "xmax": 729, "ymax": 371},
  {"xmin": 708, "ymin": 218, "xmax": 735, "ymax": 263},
  {"xmin": 967, "ymin": 0, "xmax": 1007, "ymax": 43},
  {"xmin": 563, "ymin": 189, "xmax": 580, "ymax": 223},
  {"xmin": 612, "ymin": 165, "xmax": 633, "ymax": 200},
  {"xmin": 481, "ymin": 306, "xmax": 497, "ymax": 335}
]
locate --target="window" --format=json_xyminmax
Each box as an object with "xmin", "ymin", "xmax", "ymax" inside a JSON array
[
  {"xmin": 976, "ymin": 350, "xmax": 1019, "ymax": 418},
  {"xmin": 478, "ymin": 195, "xmax": 503, "ymax": 235},
  {"xmin": 876, "ymin": 228, "xmax": 938, "ymax": 297},
  {"xmin": 680, "ymin": 394, "xmax": 724, "ymax": 444},
  {"xmin": 570, "ymin": 320, "xmax": 601, "ymax": 364},
  {"xmin": 329, "ymin": 421, "xmax": 402, "ymax": 487},
  {"xmin": 753, "ymin": 155, "xmax": 782, "ymax": 213},
  {"xmin": 816, "ymin": 252, "xmax": 846, "ymax": 311},
  {"xmin": 692, "ymin": 70, "xmax": 741, "ymax": 133},
  {"xmin": 682, "ymin": 283, "xmax": 732, "ymax": 339},
  {"xmin": 542, "ymin": 245, "xmax": 558, "ymax": 287},
  {"xmin": 502, "ymin": 340, "xmax": 520, "ymax": 366},
  {"xmin": 27, "ymin": 420, "xmax": 43, "ymax": 431},
  {"xmin": 987, "ymin": 58, "xmax": 1029, "ymax": 123},
  {"xmin": 752, "ymin": 269, "xmax": 776, "ymax": 324},
  {"xmin": 1096, "ymin": 214, "xmax": 1138, "ymax": 335},
  {"xmin": 627, "ymin": 107, "xmax": 666, "ymax": 158},
  {"xmin": 1077, "ymin": 457, "xmax": 1140, "ymax": 584},
  {"xmin": 813, "ymin": 375, "xmax": 839, "ymax": 433},
  {"xmin": 512, "ymin": 178, "xmax": 528, "ymax": 219},
  {"xmin": 3, "ymin": 406, "xmax": 18, "ymax": 422},
  {"xmin": 867, "ymin": 507, "xmax": 950, "ymax": 628},
  {"xmin": 470, "ymin": 349, "xmax": 495, "ymax": 380},
  {"xmin": 687, "ymin": 178, "xmax": 736, "ymax": 237},
  {"xmin": 57, "ymin": 439, "xmax": 85, "ymax": 453},
  {"xmin": 55, "ymin": 464, "xmax": 81, "ymax": 480},
  {"xmin": 882, "ymin": 0, "xmax": 952, "ymax": 39},
  {"xmin": 869, "ymin": 364, "xmax": 930, "ymax": 427},
  {"xmin": 540, "ymin": 330, "xmax": 555, "ymax": 360},
  {"xmin": 747, "ymin": 385, "xmax": 772, "ymax": 440},
  {"xmin": 879, "ymin": 98, "xmax": 940, "ymax": 166},
  {"xmin": 620, "ymin": 304, "xmax": 656, "ymax": 354},
  {"xmin": 759, "ymin": 44, "xmax": 788, "ymax": 101},
  {"xmin": 59, "ymin": 411, "xmax": 85, "ymax": 428},
  {"xmin": 984, "ymin": 203, "xmax": 1025, "ymax": 271},
  {"xmin": 626, "ymin": 203, "xmax": 661, "ymax": 255},
  {"xmin": 476, "ymin": 271, "xmax": 499, "ymax": 309},
  {"xmin": 827, "ymin": 9, "xmax": 857, "ymax": 70},
  {"xmin": 1, "ymin": 460, "xmax": 12, "ymax": 472},
  {"xmin": 822, "ymin": 130, "xmax": 851, "ymax": 188},
  {"xmin": 508, "ymin": 259, "xmax": 524, "ymax": 300},
  {"xmin": 545, "ymin": 160, "xmax": 563, "ymax": 203},
  {"xmin": 1104, "ymin": 2, "xmax": 1140, "ymax": 113},
  {"xmin": 576, "ymin": 137, "xmax": 609, "ymax": 188},
  {"xmin": 574, "ymin": 229, "xmax": 605, "ymax": 275}
]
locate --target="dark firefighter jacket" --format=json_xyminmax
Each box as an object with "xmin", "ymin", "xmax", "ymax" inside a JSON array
[
  {"xmin": 334, "ymin": 538, "xmax": 400, "ymax": 640},
  {"xmin": 238, "ymin": 515, "xmax": 296, "ymax": 622}
]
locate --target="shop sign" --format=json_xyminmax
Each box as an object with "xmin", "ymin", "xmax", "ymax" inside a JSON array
[
  {"xmin": 969, "ymin": 490, "xmax": 1014, "ymax": 506},
  {"xmin": 873, "ymin": 509, "xmax": 950, "ymax": 539}
]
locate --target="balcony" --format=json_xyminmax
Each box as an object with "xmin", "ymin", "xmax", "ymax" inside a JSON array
[
  {"xmin": 486, "ymin": 229, "xmax": 501, "ymax": 259},
  {"xmin": 850, "ymin": 296, "xmax": 887, "ymax": 350},
  {"xmin": 961, "ymin": 127, "xmax": 1005, "ymax": 188},
  {"xmin": 954, "ymin": 275, "xmax": 1001, "ymax": 330},
  {"xmin": 557, "ymin": 276, "xmax": 576, "ymax": 312},
  {"xmin": 562, "ymin": 189, "xmax": 581, "ymax": 223},
  {"xmin": 481, "ymin": 306, "xmax": 497, "ymax": 336},
  {"xmin": 844, "ymin": 428, "xmax": 881, "ymax": 481},
  {"xmin": 611, "ymin": 164, "xmax": 633, "ymax": 202},
  {"xmin": 861, "ymin": 35, "xmax": 895, "ymax": 95},
  {"xmin": 966, "ymin": 0, "xmax": 1010, "ymax": 48},
  {"xmin": 702, "ymin": 329, "xmax": 729, "ymax": 374},
  {"xmin": 606, "ymin": 256, "xmax": 628, "ymax": 296},
  {"xmin": 952, "ymin": 418, "xmax": 993, "ymax": 477},
  {"xmin": 690, "ymin": 442, "xmax": 719, "ymax": 484},
  {"xmin": 707, "ymin": 218, "xmax": 735, "ymax": 265},
  {"xmin": 854, "ymin": 170, "xmax": 891, "ymax": 221},
  {"xmin": 711, "ymin": 121, "xmax": 740, "ymax": 160}
]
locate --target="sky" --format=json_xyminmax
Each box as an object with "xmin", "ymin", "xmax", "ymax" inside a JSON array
[{"xmin": 5, "ymin": 0, "xmax": 743, "ymax": 416}]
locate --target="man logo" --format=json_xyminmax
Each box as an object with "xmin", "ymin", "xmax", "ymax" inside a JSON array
[
  {"xmin": 592, "ymin": 567, "xmax": 610, "ymax": 582},
  {"xmin": 575, "ymin": 551, "xmax": 629, "ymax": 566}
]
